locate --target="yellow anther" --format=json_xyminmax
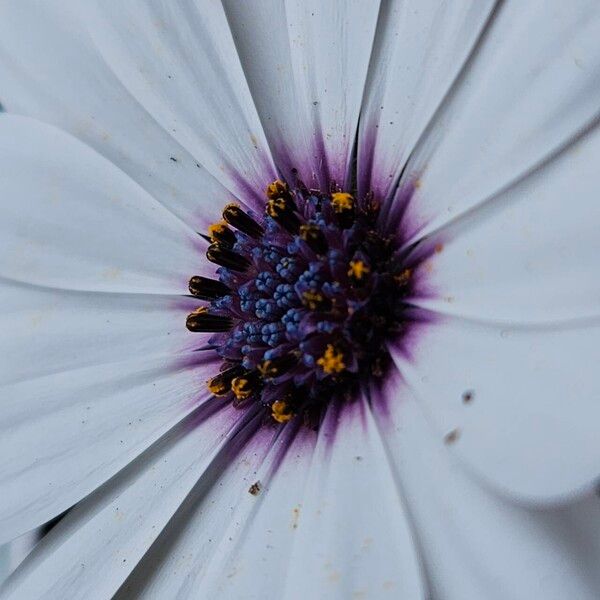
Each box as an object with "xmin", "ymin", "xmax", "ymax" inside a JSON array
[
  {"xmin": 208, "ymin": 220, "xmax": 228, "ymax": 241},
  {"xmin": 271, "ymin": 400, "xmax": 293, "ymax": 423},
  {"xmin": 207, "ymin": 375, "xmax": 228, "ymax": 396},
  {"xmin": 331, "ymin": 192, "xmax": 354, "ymax": 213},
  {"xmin": 302, "ymin": 290, "xmax": 324, "ymax": 310},
  {"xmin": 348, "ymin": 260, "xmax": 370, "ymax": 280},
  {"xmin": 317, "ymin": 344, "xmax": 346, "ymax": 374},
  {"xmin": 266, "ymin": 197, "xmax": 287, "ymax": 217},
  {"xmin": 257, "ymin": 359, "xmax": 276, "ymax": 378},
  {"xmin": 394, "ymin": 268, "xmax": 412, "ymax": 286},
  {"xmin": 231, "ymin": 377, "xmax": 252, "ymax": 400},
  {"xmin": 266, "ymin": 179, "xmax": 288, "ymax": 200}
]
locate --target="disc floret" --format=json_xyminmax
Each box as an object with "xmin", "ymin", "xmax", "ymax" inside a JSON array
[{"xmin": 186, "ymin": 177, "xmax": 415, "ymax": 426}]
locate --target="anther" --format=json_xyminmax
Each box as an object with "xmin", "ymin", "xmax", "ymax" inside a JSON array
[
  {"xmin": 207, "ymin": 364, "xmax": 245, "ymax": 396},
  {"xmin": 206, "ymin": 243, "xmax": 251, "ymax": 272},
  {"xmin": 266, "ymin": 179, "xmax": 290, "ymax": 200},
  {"xmin": 394, "ymin": 268, "xmax": 412, "ymax": 287},
  {"xmin": 186, "ymin": 306, "xmax": 234, "ymax": 332},
  {"xmin": 271, "ymin": 399, "xmax": 294, "ymax": 423},
  {"xmin": 317, "ymin": 344, "xmax": 346, "ymax": 374},
  {"xmin": 222, "ymin": 203, "xmax": 264, "ymax": 239},
  {"xmin": 347, "ymin": 260, "xmax": 370, "ymax": 281},
  {"xmin": 208, "ymin": 221, "xmax": 236, "ymax": 247},
  {"xmin": 331, "ymin": 192, "xmax": 354, "ymax": 213},
  {"xmin": 331, "ymin": 192, "xmax": 355, "ymax": 228},
  {"xmin": 299, "ymin": 223, "xmax": 328, "ymax": 255},
  {"xmin": 231, "ymin": 371, "xmax": 260, "ymax": 400},
  {"xmin": 188, "ymin": 276, "xmax": 231, "ymax": 300},
  {"xmin": 301, "ymin": 290, "xmax": 330, "ymax": 311},
  {"xmin": 258, "ymin": 352, "xmax": 299, "ymax": 380},
  {"xmin": 266, "ymin": 196, "xmax": 301, "ymax": 234}
]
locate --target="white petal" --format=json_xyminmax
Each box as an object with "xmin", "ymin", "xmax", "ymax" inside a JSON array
[
  {"xmin": 0, "ymin": 115, "xmax": 205, "ymax": 294},
  {"xmin": 0, "ymin": 279, "xmax": 201, "ymax": 385},
  {"xmin": 116, "ymin": 400, "xmax": 424, "ymax": 599},
  {"xmin": 1, "ymin": 403, "xmax": 254, "ymax": 600},
  {"xmin": 224, "ymin": 0, "xmax": 381, "ymax": 187},
  {"xmin": 277, "ymin": 399, "xmax": 425, "ymax": 599},
  {"xmin": 412, "ymin": 121, "xmax": 600, "ymax": 323},
  {"xmin": 113, "ymin": 428, "xmax": 279, "ymax": 599},
  {"xmin": 403, "ymin": 0, "xmax": 600, "ymax": 241},
  {"xmin": 358, "ymin": 0, "xmax": 496, "ymax": 198},
  {"xmin": 392, "ymin": 313, "xmax": 600, "ymax": 501},
  {"xmin": 0, "ymin": 351, "xmax": 219, "ymax": 544},
  {"xmin": 377, "ymin": 376, "xmax": 600, "ymax": 599},
  {"xmin": 0, "ymin": 1, "xmax": 234, "ymax": 226},
  {"xmin": 0, "ymin": 532, "xmax": 40, "ymax": 585},
  {"xmin": 80, "ymin": 1, "xmax": 276, "ymax": 204},
  {"xmin": 171, "ymin": 425, "xmax": 318, "ymax": 599}
]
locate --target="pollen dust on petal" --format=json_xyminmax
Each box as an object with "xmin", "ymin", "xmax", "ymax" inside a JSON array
[
  {"xmin": 291, "ymin": 506, "xmax": 301, "ymax": 529},
  {"xmin": 444, "ymin": 428, "xmax": 460, "ymax": 444}
]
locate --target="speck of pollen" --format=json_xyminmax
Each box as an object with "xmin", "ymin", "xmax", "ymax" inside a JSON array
[{"xmin": 186, "ymin": 178, "xmax": 415, "ymax": 428}]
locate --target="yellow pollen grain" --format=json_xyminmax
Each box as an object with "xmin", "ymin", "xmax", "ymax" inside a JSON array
[
  {"xmin": 317, "ymin": 344, "xmax": 346, "ymax": 374},
  {"xmin": 266, "ymin": 179, "xmax": 288, "ymax": 199},
  {"xmin": 331, "ymin": 192, "xmax": 354, "ymax": 213},
  {"xmin": 302, "ymin": 290, "xmax": 324, "ymax": 310},
  {"xmin": 348, "ymin": 260, "xmax": 370, "ymax": 280},
  {"xmin": 231, "ymin": 377, "xmax": 252, "ymax": 400},
  {"xmin": 271, "ymin": 400, "xmax": 293, "ymax": 423}
]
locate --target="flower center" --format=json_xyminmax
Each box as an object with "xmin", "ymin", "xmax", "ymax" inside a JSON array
[{"xmin": 187, "ymin": 178, "xmax": 415, "ymax": 427}]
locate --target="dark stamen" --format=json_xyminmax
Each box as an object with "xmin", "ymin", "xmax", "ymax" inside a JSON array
[
  {"xmin": 331, "ymin": 192, "xmax": 355, "ymax": 228},
  {"xmin": 266, "ymin": 197, "xmax": 301, "ymax": 234},
  {"xmin": 189, "ymin": 276, "xmax": 230, "ymax": 300},
  {"xmin": 186, "ymin": 307, "xmax": 233, "ymax": 332},
  {"xmin": 231, "ymin": 370, "xmax": 261, "ymax": 402},
  {"xmin": 299, "ymin": 223, "xmax": 328, "ymax": 255},
  {"xmin": 222, "ymin": 203, "xmax": 264, "ymax": 239},
  {"xmin": 266, "ymin": 179, "xmax": 291, "ymax": 201},
  {"xmin": 208, "ymin": 222, "xmax": 237, "ymax": 247},
  {"xmin": 206, "ymin": 243, "xmax": 251, "ymax": 272},
  {"xmin": 258, "ymin": 352, "xmax": 299, "ymax": 380}
]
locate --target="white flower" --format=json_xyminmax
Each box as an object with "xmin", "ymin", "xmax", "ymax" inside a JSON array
[{"xmin": 1, "ymin": 1, "xmax": 600, "ymax": 599}]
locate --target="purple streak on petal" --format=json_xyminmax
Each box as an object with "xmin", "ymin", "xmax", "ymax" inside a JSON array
[
  {"xmin": 315, "ymin": 395, "xmax": 371, "ymax": 457},
  {"xmin": 378, "ymin": 177, "xmax": 418, "ymax": 239},
  {"xmin": 357, "ymin": 121, "xmax": 377, "ymax": 199},
  {"xmin": 367, "ymin": 364, "xmax": 407, "ymax": 422},
  {"xmin": 169, "ymin": 295, "xmax": 204, "ymax": 313},
  {"xmin": 172, "ymin": 347, "xmax": 219, "ymax": 372},
  {"xmin": 389, "ymin": 307, "xmax": 440, "ymax": 366},
  {"xmin": 226, "ymin": 150, "xmax": 278, "ymax": 213}
]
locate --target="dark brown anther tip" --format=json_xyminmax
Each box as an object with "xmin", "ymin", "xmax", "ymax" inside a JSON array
[
  {"xmin": 222, "ymin": 203, "xmax": 264, "ymax": 239},
  {"xmin": 299, "ymin": 223, "xmax": 328, "ymax": 255},
  {"xmin": 206, "ymin": 243, "xmax": 251, "ymax": 272},
  {"xmin": 186, "ymin": 307, "xmax": 233, "ymax": 333},
  {"xmin": 188, "ymin": 276, "xmax": 231, "ymax": 300}
]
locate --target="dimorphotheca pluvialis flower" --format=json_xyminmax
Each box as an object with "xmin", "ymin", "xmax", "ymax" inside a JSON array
[{"xmin": 1, "ymin": 2, "xmax": 600, "ymax": 599}]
